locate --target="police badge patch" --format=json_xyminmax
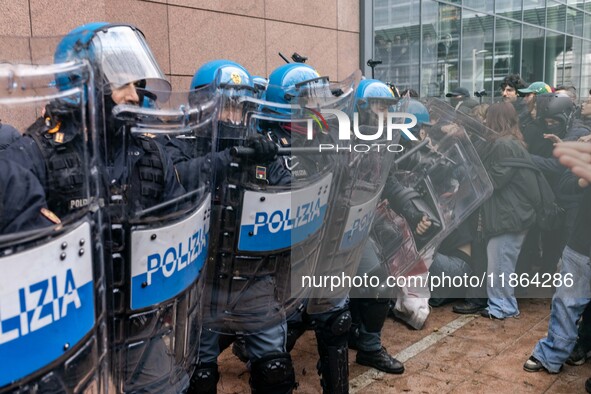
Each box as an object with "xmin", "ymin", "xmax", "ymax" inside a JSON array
[
  {"xmin": 54, "ymin": 132, "xmax": 65, "ymax": 144},
  {"xmin": 230, "ymin": 72, "xmax": 242, "ymax": 85},
  {"xmin": 255, "ymin": 166, "xmax": 267, "ymax": 180}
]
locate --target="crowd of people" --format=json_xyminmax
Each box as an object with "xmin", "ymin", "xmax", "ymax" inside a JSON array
[
  {"xmin": 1, "ymin": 22, "xmax": 591, "ymax": 394},
  {"xmin": 426, "ymin": 75, "xmax": 591, "ymax": 393}
]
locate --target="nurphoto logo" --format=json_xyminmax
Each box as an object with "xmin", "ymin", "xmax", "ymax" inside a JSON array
[{"xmin": 306, "ymin": 109, "xmax": 418, "ymax": 153}]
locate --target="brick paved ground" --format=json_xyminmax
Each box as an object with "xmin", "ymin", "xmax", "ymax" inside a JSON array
[{"xmin": 215, "ymin": 299, "xmax": 591, "ymax": 393}]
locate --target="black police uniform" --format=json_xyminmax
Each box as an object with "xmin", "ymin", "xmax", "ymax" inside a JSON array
[
  {"xmin": 185, "ymin": 131, "xmax": 293, "ymax": 394},
  {"xmin": 0, "ymin": 122, "xmax": 21, "ymax": 150},
  {"xmin": 1, "ymin": 101, "xmax": 185, "ymax": 217},
  {"xmin": 0, "ymin": 158, "xmax": 56, "ymax": 234},
  {"xmin": 263, "ymin": 121, "xmax": 354, "ymax": 394}
]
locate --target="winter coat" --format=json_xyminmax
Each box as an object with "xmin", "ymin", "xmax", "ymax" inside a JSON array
[{"xmin": 479, "ymin": 137, "xmax": 540, "ymax": 238}]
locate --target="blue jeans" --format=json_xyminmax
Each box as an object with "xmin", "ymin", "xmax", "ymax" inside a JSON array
[
  {"xmin": 429, "ymin": 252, "xmax": 472, "ymax": 300},
  {"xmin": 486, "ymin": 231, "xmax": 527, "ymax": 318},
  {"xmin": 532, "ymin": 246, "xmax": 591, "ymax": 373}
]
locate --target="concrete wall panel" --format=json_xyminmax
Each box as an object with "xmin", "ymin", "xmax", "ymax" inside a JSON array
[
  {"xmin": 265, "ymin": 0, "xmax": 337, "ymax": 30},
  {"xmin": 168, "ymin": 0, "xmax": 264, "ymax": 18},
  {"xmin": 265, "ymin": 20, "xmax": 337, "ymax": 79},
  {"xmin": 338, "ymin": 31, "xmax": 360, "ymax": 80},
  {"xmin": 0, "ymin": 0, "xmax": 31, "ymax": 36},
  {"xmin": 337, "ymin": 0, "xmax": 359, "ymax": 33},
  {"xmin": 168, "ymin": 6, "xmax": 266, "ymax": 77},
  {"xmin": 105, "ymin": 0, "xmax": 171, "ymax": 74},
  {"xmin": 30, "ymin": 0, "xmax": 105, "ymax": 36}
]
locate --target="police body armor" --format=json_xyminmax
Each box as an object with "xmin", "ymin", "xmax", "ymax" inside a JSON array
[
  {"xmin": 372, "ymin": 98, "xmax": 494, "ymax": 278},
  {"xmin": 105, "ymin": 87, "xmax": 219, "ymax": 393},
  {"xmin": 199, "ymin": 72, "xmax": 361, "ymax": 334},
  {"xmin": 26, "ymin": 113, "xmax": 88, "ymax": 217},
  {"xmin": 0, "ymin": 58, "xmax": 109, "ymax": 392}
]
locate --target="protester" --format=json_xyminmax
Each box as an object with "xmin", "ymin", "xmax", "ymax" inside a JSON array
[{"xmin": 478, "ymin": 102, "xmax": 541, "ymax": 319}]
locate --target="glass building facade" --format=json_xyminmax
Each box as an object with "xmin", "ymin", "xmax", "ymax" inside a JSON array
[{"xmin": 364, "ymin": 0, "xmax": 591, "ymax": 100}]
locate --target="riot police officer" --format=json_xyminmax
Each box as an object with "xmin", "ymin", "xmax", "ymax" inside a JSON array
[
  {"xmin": 1, "ymin": 22, "xmax": 195, "ymax": 393},
  {"xmin": 0, "ymin": 36, "xmax": 109, "ymax": 393},
  {"xmin": 188, "ymin": 60, "xmax": 295, "ymax": 394},
  {"xmin": 1, "ymin": 22, "xmax": 184, "ymax": 217},
  {"xmin": 347, "ymin": 79, "xmax": 405, "ymax": 374},
  {"xmin": 262, "ymin": 62, "xmax": 355, "ymax": 394}
]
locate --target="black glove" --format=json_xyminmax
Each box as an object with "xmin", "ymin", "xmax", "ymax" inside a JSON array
[
  {"xmin": 245, "ymin": 134, "xmax": 278, "ymax": 163},
  {"xmin": 400, "ymin": 200, "xmax": 425, "ymax": 234}
]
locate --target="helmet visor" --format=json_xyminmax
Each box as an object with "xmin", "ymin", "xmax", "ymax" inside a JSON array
[
  {"xmin": 94, "ymin": 26, "xmax": 170, "ymax": 93},
  {"xmin": 283, "ymin": 75, "xmax": 331, "ymax": 107},
  {"xmin": 218, "ymin": 86, "xmax": 257, "ymax": 126}
]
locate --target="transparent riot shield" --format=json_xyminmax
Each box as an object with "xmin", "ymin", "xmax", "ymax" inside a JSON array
[
  {"xmin": 370, "ymin": 202, "xmax": 428, "ymax": 279},
  {"xmin": 0, "ymin": 50, "xmax": 108, "ymax": 392},
  {"xmin": 199, "ymin": 91, "xmax": 300, "ymax": 334},
  {"xmin": 423, "ymin": 98, "xmax": 497, "ymax": 156},
  {"xmin": 373, "ymin": 98, "xmax": 493, "ymax": 279},
  {"xmin": 301, "ymin": 84, "xmax": 402, "ymax": 314},
  {"xmin": 199, "ymin": 71, "xmax": 360, "ymax": 333},
  {"xmin": 106, "ymin": 85, "xmax": 218, "ymax": 393}
]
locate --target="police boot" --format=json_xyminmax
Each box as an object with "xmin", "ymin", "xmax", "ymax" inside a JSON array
[
  {"xmin": 348, "ymin": 321, "xmax": 360, "ymax": 351},
  {"xmin": 218, "ymin": 333, "xmax": 236, "ymax": 353},
  {"xmin": 286, "ymin": 320, "xmax": 307, "ymax": 353},
  {"xmin": 314, "ymin": 309, "xmax": 352, "ymax": 394},
  {"xmin": 250, "ymin": 353, "xmax": 297, "ymax": 394},
  {"xmin": 231, "ymin": 336, "xmax": 249, "ymax": 363},
  {"xmin": 187, "ymin": 362, "xmax": 219, "ymax": 394},
  {"xmin": 354, "ymin": 298, "xmax": 404, "ymax": 374},
  {"xmin": 348, "ymin": 298, "xmax": 362, "ymax": 351},
  {"xmin": 356, "ymin": 347, "xmax": 404, "ymax": 374}
]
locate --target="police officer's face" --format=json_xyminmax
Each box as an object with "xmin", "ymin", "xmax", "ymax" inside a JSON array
[
  {"xmin": 111, "ymin": 83, "xmax": 140, "ymax": 105},
  {"xmin": 502, "ymin": 86, "xmax": 517, "ymax": 101},
  {"xmin": 370, "ymin": 102, "xmax": 389, "ymax": 118}
]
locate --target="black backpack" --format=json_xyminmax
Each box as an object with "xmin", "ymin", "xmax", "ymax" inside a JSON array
[{"xmin": 500, "ymin": 158, "xmax": 565, "ymax": 231}]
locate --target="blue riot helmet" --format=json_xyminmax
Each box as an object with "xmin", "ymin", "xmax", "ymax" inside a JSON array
[
  {"xmin": 53, "ymin": 22, "xmax": 172, "ymax": 149},
  {"xmin": 354, "ymin": 79, "xmax": 396, "ymax": 104},
  {"xmin": 266, "ymin": 63, "xmax": 331, "ymax": 112},
  {"xmin": 190, "ymin": 59, "xmax": 252, "ymax": 90},
  {"xmin": 191, "ymin": 60, "xmax": 257, "ymax": 138},
  {"xmin": 252, "ymin": 75, "xmax": 269, "ymax": 99},
  {"xmin": 267, "ymin": 63, "xmax": 321, "ymax": 104},
  {"xmin": 265, "ymin": 63, "xmax": 361, "ymax": 141},
  {"xmin": 404, "ymin": 99, "xmax": 431, "ymax": 139},
  {"xmin": 54, "ymin": 22, "xmax": 171, "ymax": 98},
  {"xmin": 263, "ymin": 62, "xmax": 333, "ymax": 143},
  {"xmin": 354, "ymin": 79, "xmax": 396, "ymax": 121}
]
